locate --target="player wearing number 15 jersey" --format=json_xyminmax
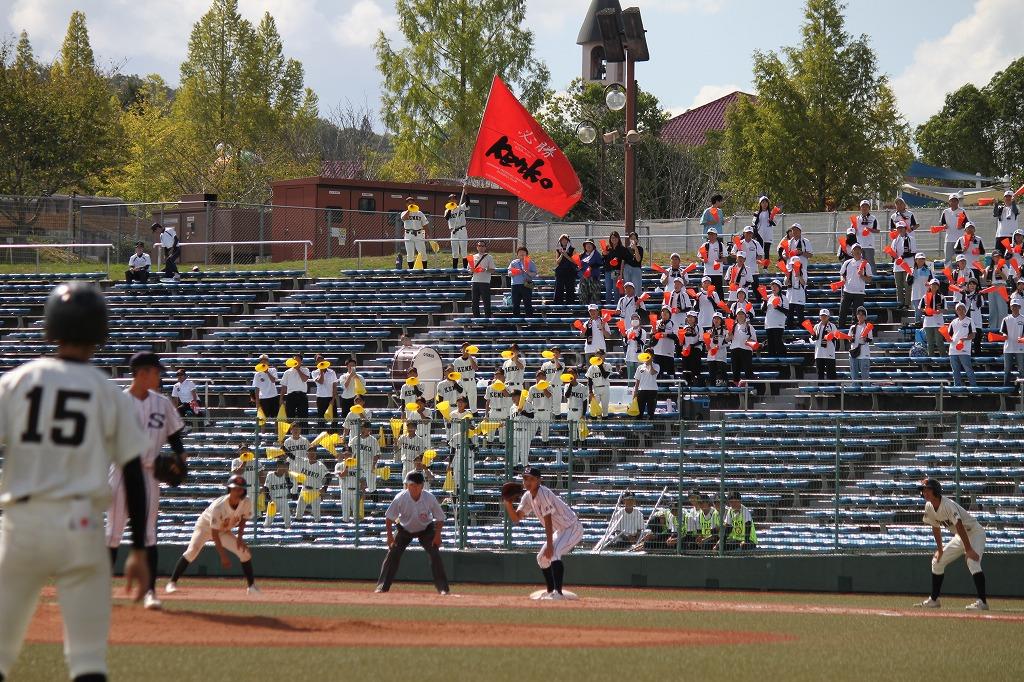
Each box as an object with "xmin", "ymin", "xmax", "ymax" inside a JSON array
[{"xmin": 0, "ymin": 282, "xmax": 150, "ymax": 682}]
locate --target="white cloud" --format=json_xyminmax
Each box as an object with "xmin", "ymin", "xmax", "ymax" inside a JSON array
[
  {"xmin": 331, "ymin": 0, "xmax": 396, "ymax": 48},
  {"xmin": 892, "ymin": 0, "xmax": 1024, "ymax": 125}
]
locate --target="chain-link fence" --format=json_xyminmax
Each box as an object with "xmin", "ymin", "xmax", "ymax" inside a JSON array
[{"xmin": 150, "ymin": 410, "xmax": 1023, "ymax": 557}]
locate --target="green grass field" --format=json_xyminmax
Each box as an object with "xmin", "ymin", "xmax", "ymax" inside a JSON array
[{"xmin": 12, "ymin": 579, "xmax": 1022, "ymax": 681}]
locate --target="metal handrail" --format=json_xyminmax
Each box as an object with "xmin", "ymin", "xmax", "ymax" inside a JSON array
[
  {"xmin": 0, "ymin": 242, "xmax": 113, "ymax": 272},
  {"xmin": 352, "ymin": 237, "xmax": 521, "ymax": 267},
  {"xmin": 152, "ymin": 240, "xmax": 313, "ymax": 273}
]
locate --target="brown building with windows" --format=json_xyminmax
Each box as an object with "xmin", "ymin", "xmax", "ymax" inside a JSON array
[{"xmin": 269, "ymin": 177, "xmax": 519, "ymax": 260}]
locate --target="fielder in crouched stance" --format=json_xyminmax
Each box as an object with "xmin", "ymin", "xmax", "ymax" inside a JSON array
[
  {"xmin": 916, "ymin": 478, "xmax": 989, "ymax": 610},
  {"xmin": 166, "ymin": 475, "xmax": 258, "ymax": 594},
  {"xmin": 503, "ymin": 467, "xmax": 583, "ymax": 600},
  {"xmin": 375, "ymin": 471, "xmax": 449, "ymax": 594}
]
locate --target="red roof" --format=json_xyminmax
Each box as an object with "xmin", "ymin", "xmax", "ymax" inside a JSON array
[
  {"xmin": 659, "ymin": 91, "xmax": 755, "ymax": 146},
  {"xmin": 320, "ymin": 160, "xmax": 364, "ymax": 179}
]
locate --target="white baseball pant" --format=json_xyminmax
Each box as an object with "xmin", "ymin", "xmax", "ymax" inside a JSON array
[
  {"xmin": 486, "ymin": 413, "xmax": 508, "ymax": 444},
  {"xmin": 592, "ymin": 386, "xmax": 610, "ymax": 416},
  {"xmin": 263, "ymin": 496, "xmax": 291, "ymax": 529},
  {"xmin": 462, "ymin": 376, "xmax": 477, "ymax": 409},
  {"xmin": 106, "ymin": 465, "xmax": 160, "ymax": 547},
  {"xmin": 402, "ymin": 458, "xmax": 416, "ymax": 481},
  {"xmin": 932, "ymin": 528, "xmax": 986, "ymax": 575},
  {"xmin": 513, "ymin": 416, "xmax": 535, "ymax": 467},
  {"xmin": 404, "ymin": 231, "xmax": 426, "ymax": 262},
  {"xmin": 294, "ymin": 490, "xmax": 322, "ymax": 522},
  {"xmin": 451, "ymin": 230, "xmax": 468, "ymax": 259},
  {"xmin": 0, "ymin": 500, "xmax": 111, "ymax": 678},
  {"xmin": 533, "ymin": 411, "xmax": 552, "ymax": 442},
  {"xmin": 182, "ymin": 525, "xmax": 253, "ymax": 563},
  {"xmin": 340, "ymin": 482, "xmax": 359, "ymax": 521},
  {"xmin": 450, "ymin": 448, "xmax": 476, "ymax": 493},
  {"xmin": 537, "ymin": 521, "xmax": 584, "ymax": 568}
]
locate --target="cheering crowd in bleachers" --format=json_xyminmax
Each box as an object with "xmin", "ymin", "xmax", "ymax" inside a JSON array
[{"xmin": 489, "ymin": 191, "xmax": 1024, "ymax": 390}]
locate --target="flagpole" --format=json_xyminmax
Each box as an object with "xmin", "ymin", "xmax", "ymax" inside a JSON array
[{"xmin": 461, "ymin": 74, "xmax": 500, "ymax": 201}]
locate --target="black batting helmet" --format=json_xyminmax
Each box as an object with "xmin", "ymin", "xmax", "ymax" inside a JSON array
[{"xmin": 44, "ymin": 282, "xmax": 108, "ymax": 345}]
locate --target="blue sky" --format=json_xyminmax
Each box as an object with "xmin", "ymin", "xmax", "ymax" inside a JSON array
[{"xmin": 3, "ymin": 0, "xmax": 1020, "ymax": 127}]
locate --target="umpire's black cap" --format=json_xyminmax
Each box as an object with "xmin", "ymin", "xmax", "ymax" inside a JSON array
[
  {"xmin": 44, "ymin": 282, "xmax": 108, "ymax": 345},
  {"xmin": 129, "ymin": 352, "xmax": 165, "ymax": 373},
  {"xmin": 918, "ymin": 478, "xmax": 943, "ymax": 496}
]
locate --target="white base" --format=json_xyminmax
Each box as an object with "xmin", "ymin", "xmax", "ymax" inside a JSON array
[{"xmin": 529, "ymin": 589, "xmax": 579, "ymax": 600}]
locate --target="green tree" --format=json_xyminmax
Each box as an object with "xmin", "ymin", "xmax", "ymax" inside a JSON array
[
  {"xmin": 720, "ymin": 0, "xmax": 912, "ymax": 211},
  {"xmin": 375, "ymin": 0, "xmax": 551, "ymax": 180},
  {"xmin": 0, "ymin": 15, "xmax": 121, "ymax": 234},
  {"xmin": 915, "ymin": 84, "xmax": 996, "ymax": 176},
  {"xmin": 162, "ymin": 0, "xmax": 319, "ymax": 203},
  {"xmin": 986, "ymin": 58, "xmax": 1024, "ymax": 177}
]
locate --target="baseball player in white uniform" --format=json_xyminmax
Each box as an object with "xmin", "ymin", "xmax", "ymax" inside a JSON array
[
  {"xmin": 400, "ymin": 197, "xmax": 430, "ymax": 268},
  {"xmin": 513, "ymin": 370, "xmax": 553, "ymax": 466},
  {"xmin": 251, "ymin": 355, "xmax": 279, "ymax": 436},
  {"xmin": 600, "ymin": 493, "xmax": 645, "ymax": 551},
  {"xmin": 504, "ymin": 467, "xmax": 584, "ymax": 600},
  {"xmin": 166, "ymin": 475, "xmax": 258, "ymax": 594},
  {"xmin": 452, "ymin": 343, "xmax": 478, "ymax": 411},
  {"xmin": 231, "ymin": 443, "xmax": 259, "ymax": 499},
  {"xmin": 563, "ymin": 368, "xmax": 589, "ymax": 446},
  {"xmin": 293, "ymin": 450, "xmax": 331, "ymax": 522},
  {"xmin": 0, "ymin": 282, "xmax": 150, "ymax": 682},
  {"xmin": 106, "ymin": 352, "xmax": 186, "ymax": 611},
  {"xmin": 445, "ymin": 193, "xmax": 469, "ymax": 269},
  {"xmin": 915, "ymin": 478, "xmax": 989, "ymax": 610},
  {"xmin": 396, "ymin": 421, "xmax": 423, "ymax": 480},
  {"xmin": 484, "ymin": 370, "xmax": 512, "ymax": 444},
  {"xmin": 260, "ymin": 458, "xmax": 293, "ymax": 528}
]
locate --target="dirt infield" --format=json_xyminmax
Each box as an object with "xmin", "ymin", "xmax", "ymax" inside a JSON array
[
  {"xmin": 154, "ymin": 585, "xmax": 1024, "ymax": 623},
  {"xmin": 24, "ymin": 602, "xmax": 786, "ymax": 649}
]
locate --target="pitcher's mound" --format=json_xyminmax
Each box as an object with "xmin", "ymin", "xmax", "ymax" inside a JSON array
[{"xmin": 530, "ymin": 590, "xmax": 579, "ymax": 600}]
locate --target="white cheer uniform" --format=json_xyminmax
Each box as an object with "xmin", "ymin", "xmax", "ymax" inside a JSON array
[
  {"xmin": 485, "ymin": 382, "xmax": 512, "ymax": 443},
  {"xmin": 925, "ymin": 496, "xmax": 986, "ymax": 575},
  {"xmin": 293, "ymin": 459, "xmax": 329, "ymax": 522},
  {"xmin": 514, "ymin": 384, "xmax": 554, "ymax": 466},
  {"xmin": 586, "ymin": 363, "xmax": 611, "ymax": 417},
  {"xmin": 402, "ymin": 209, "xmax": 429, "ymax": 263},
  {"xmin": 333, "ymin": 459, "xmax": 360, "ymax": 522},
  {"xmin": 518, "ymin": 485, "xmax": 583, "ymax": 568},
  {"xmin": 106, "ymin": 388, "xmax": 184, "ymax": 548},
  {"xmin": 446, "ymin": 202, "xmax": 469, "ymax": 259},
  {"xmin": 502, "ymin": 359, "xmax": 525, "ymax": 393},
  {"xmin": 262, "ymin": 471, "xmax": 293, "ymax": 528},
  {"xmin": 182, "ymin": 494, "xmax": 254, "ymax": 563},
  {"xmin": 397, "ymin": 434, "xmax": 423, "ymax": 480},
  {"xmin": 0, "ymin": 357, "xmax": 146, "ymax": 679},
  {"xmin": 452, "ymin": 355, "xmax": 478, "ymax": 410},
  {"xmin": 350, "ymin": 434, "xmax": 381, "ymax": 494}
]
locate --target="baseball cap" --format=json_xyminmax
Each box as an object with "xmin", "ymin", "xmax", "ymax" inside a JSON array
[
  {"xmin": 819, "ymin": 309, "xmax": 830, "ymax": 317},
  {"xmin": 846, "ymin": 226, "xmax": 856, "ymax": 235},
  {"xmin": 915, "ymin": 252, "xmax": 926, "ymax": 259},
  {"xmin": 712, "ymin": 312, "xmax": 723, "ymax": 319},
  {"xmin": 1005, "ymin": 190, "xmax": 1014, "ymax": 196},
  {"xmin": 758, "ymin": 195, "xmax": 769, "ymax": 203},
  {"xmin": 955, "ymin": 254, "xmax": 967, "ymax": 263},
  {"xmin": 588, "ymin": 303, "xmax": 599, "ymax": 311},
  {"xmin": 736, "ymin": 251, "xmax": 747, "ymax": 258},
  {"xmin": 624, "ymin": 281, "xmax": 635, "ymax": 288},
  {"xmin": 522, "ymin": 466, "xmax": 542, "ymax": 479},
  {"xmin": 859, "ymin": 199, "xmax": 870, "ymax": 207},
  {"xmin": 1010, "ymin": 297, "xmax": 1022, "ymax": 308},
  {"xmin": 928, "ymin": 278, "xmax": 940, "ymax": 285},
  {"xmin": 948, "ymin": 193, "xmax": 960, "ymax": 201},
  {"xmin": 917, "ymin": 478, "xmax": 942, "ymax": 496},
  {"xmin": 706, "ymin": 227, "xmax": 718, "ymax": 235},
  {"xmin": 406, "ymin": 471, "xmax": 425, "ymax": 485},
  {"xmin": 790, "ymin": 222, "xmax": 802, "ymax": 230},
  {"xmin": 701, "ymin": 276, "xmax": 712, "ymax": 283},
  {"xmin": 742, "ymin": 225, "xmax": 753, "ymax": 233},
  {"xmin": 895, "ymin": 220, "xmax": 907, "ymax": 229},
  {"xmin": 129, "ymin": 351, "xmax": 165, "ymax": 372},
  {"xmin": 770, "ymin": 279, "xmax": 782, "ymax": 288},
  {"xmin": 670, "ymin": 252, "xmax": 680, "ymax": 259}
]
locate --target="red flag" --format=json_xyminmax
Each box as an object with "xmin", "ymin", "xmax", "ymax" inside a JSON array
[{"xmin": 467, "ymin": 76, "xmax": 581, "ymax": 217}]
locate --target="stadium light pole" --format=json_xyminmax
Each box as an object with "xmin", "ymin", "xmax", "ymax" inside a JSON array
[{"xmin": 596, "ymin": 6, "xmax": 649, "ymax": 235}]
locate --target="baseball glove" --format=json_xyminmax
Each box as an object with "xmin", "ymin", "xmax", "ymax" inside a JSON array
[
  {"xmin": 501, "ymin": 481, "xmax": 524, "ymax": 502},
  {"xmin": 154, "ymin": 452, "xmax": 188, "ymax": 487}
]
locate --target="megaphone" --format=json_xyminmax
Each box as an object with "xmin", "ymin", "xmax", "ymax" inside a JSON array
[
  {"xmin": 536, "ymin": 380, "xmax": 550, "ymax": 391},
  {"xmin": 316, "ymin": 360, "xmax": 331, "ymax": 370},
  {"xmin": 589, "ymin": 356, "xmax": 604, "ymax": 366},
  {"xmin": 285, "ymin": 358, "xmax": 299, "ymax": 368},
  {"xmin": 638, "ymin": 352, "xmax": 652, "ymax": 362},
  {"xmin": 560, "ymin": 373, "xmax": 574, "ymax": 382},
  {"xmin": 466, "ymin": 345, "xmax": 479, "ymax": 355},
  {"xmin": 254, "ymin": 362, "xmax": 269, "ymax": 372},
  {"xmin": 492, "ymin": 380, "xmax": 506, "ymax": 392},
  {"xmin": 448, "ymin": 371, "xmax": 462, "ymax": 381},
  {"xmin": 500, "ymin": 350, "xmax": 514, "ymax": 359},
  {"xmin": 408, "ymin": 203, "xmax": 420, "ymax": 212},
  {"xmin": 350, "ymin": 404, "xmax": 365, "ymax": 415},
  {"xmin": 405, "ymin": 377, "xmax": 419, "ymax": 387},
  {"xmin": 445, "ymin": 201, "xmax": 458, "ymax": 211},
  {"xmin": 541, "ymin": 350, "xmax": 555, "ymax": 359}
]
